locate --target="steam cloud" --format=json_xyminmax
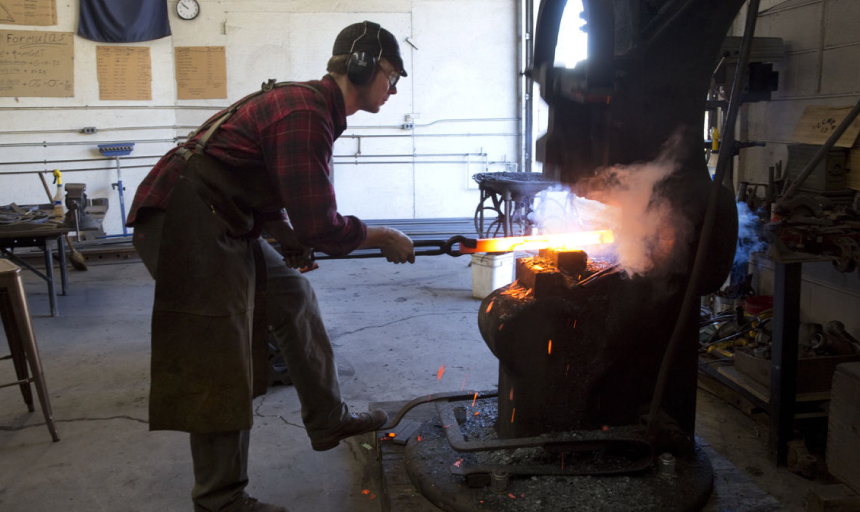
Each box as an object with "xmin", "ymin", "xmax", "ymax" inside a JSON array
[
  {"xmin": 734, "ymin": 202, "xmax": 766, "ymax": 266},
  {"xmin": 532, "ymin": 141, "xmax": 688, "ymax": 277}
]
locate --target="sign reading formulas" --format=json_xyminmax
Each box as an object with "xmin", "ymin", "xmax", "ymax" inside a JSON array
[{"xmin": 0, "ymin": 29, "xmax": 74, "ymax": 97}]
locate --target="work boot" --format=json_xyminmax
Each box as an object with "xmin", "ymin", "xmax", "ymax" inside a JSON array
[
  {"xmin": 228, "ymin": 495, "xmax": 287, "ymax": 512},
  {"xmin": 310, "ymin": 410, "xmax": 389, "ymax": 451}
]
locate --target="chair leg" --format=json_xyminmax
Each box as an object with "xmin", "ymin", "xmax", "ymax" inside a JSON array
[
  {"xmin": 5, "ymin": 321, "xmax": 36, "ymax": 412},
  {"xmin": 1, "ymin": 266, "xmax": 60, "ymax": 442}
]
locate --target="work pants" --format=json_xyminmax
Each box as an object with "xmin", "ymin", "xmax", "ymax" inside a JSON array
[{"xmin": 133, "ymin": 209, "xmax": 348, "ymax": 510}]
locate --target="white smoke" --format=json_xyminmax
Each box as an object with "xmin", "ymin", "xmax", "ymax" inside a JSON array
[
  {"xmin": 735, "ymin": 202, "xmax": 766, "ymax": 266},
  {"xmin": 532, "ymin": 142, "xmax": 687, "ymax": 276}
]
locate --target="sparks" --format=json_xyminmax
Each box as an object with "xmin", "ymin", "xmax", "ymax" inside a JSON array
[
  {"xmin": 508, "ymin": 493, "xmax": 517, "ymax": 499},
  {"xmin": 486, "ymin": 301, "xmax": 494, "ymax": 314},
  {"xmin": 437, "ymin": 365, "xmax": 445, "ymax": 381},
  {"xmin": 460, "ymin": 372, "xmax": 468, "ymax": 391},
  {"xmin": 453, "ymin": 458, "xmax": 464, "ymax": 467},
  {"xmin": 498, "ymin": 323, "xmax": 504, "ymax": 331},
  {"xmin": 472, "ymin": 392, "xmax": 478, "ymax": 407},
  {"xmin": 416, "ymin": 435, "xmax": 422, "ymax": 442},
  {"xmin": 573, "ymin": 319, "xmax": 578, "ymax": 329},
  {"xmin": 387, "ymin": 432, "xmax": 396, "ymax": 438},
  {"xmin": 362, "ymin": 490, "xmax": 370, "ymax": 495},
  {"xmin": 548, "ymin": 339, "xmax": 552, "ymax": 354},
  {"xmin": 511, "ymin": 408, "xmax": 516, "ymax": 423},
  {"xmin": 509, "ymin": 388, "xmax": 514, "ymax": 401}
]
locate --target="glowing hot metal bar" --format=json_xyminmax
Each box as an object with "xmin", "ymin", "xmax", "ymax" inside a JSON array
[
  {"xmin": 311, "ymin": 230, "xmax": 614, "ymax": 262},
  {"xmin": 458, "ymin": 230, "xmax": 614, "ymax": 254}
]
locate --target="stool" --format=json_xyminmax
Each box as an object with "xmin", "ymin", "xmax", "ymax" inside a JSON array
[{"xmin": 0, "ymin": 259, "xmax": 59, "ymax": 442}]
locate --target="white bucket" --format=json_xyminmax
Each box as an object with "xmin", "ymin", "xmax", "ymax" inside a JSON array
[{"xmin": 471, "ymin": 252, "xmax": 515, "ymax": 299}]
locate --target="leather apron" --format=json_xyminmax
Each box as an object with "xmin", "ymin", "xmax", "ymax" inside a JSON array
[
  {"xmin": 149, "ymin": 152, "xmax": 269, "ymax": 433},
  {"xmin": 147, "ymin": 81, "xmax": 324, "ymax": 433}
]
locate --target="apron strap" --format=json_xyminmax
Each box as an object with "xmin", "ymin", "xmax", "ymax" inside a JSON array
[{"xmin": 187, "ymin": 81, "xmax": 328, "ymax": 154}]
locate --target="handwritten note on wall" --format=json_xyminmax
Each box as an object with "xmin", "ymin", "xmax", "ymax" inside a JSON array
[
  {"xmin": 96, "ymin": 46, "xmax": 151, "ymax": 100},
  {"xmin": 0, "ymin": 29, "xmax": 73, "ymax": 97},
  {"xmin": 0, "ymin": 0, "xmax": 57, "ymax": 26},
  {"xmin": 175, "ymin": 46, "xmax": 227, "ymax": 100},
  {"xmin": 792, "ymin": 106, "xmax": 860, "ymax": 148}
]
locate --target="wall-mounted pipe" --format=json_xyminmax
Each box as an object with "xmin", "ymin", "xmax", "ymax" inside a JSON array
[
  {"xmin": 0, "ymin": 126, "xmax": 200, "ymax": 136},
  {"xmin": 0, "ymin": 155, "xmax": 162, "ymax": 167},
  {"xmin": 0, "ymin": 160, "xmax": 514, "ymax": 174},
  {"xmin": 0, "ymin": 163, "xmax": 156, "ymax": 175},
  {"xmin": 0, "ymin": 139, "xmax": 175, "ymax": 148}
]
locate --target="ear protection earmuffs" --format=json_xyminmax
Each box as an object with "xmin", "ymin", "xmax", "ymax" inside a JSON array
[{"xmin": 347, "ymin": 21, "xmax": 383, "ymax": 86}]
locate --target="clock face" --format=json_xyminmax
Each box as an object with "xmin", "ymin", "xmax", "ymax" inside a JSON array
[{"xmin": 176, "ymin": 0, "xmax": 200, "ymax": 20}]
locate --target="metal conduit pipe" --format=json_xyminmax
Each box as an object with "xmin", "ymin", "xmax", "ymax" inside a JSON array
[
  {"xmin": 0, "ymin": 155, "xmax": 163, "ymax": 167},
  {"xmin": 0, "ymin": 163, "xmax": 158, "ymax": 174},
  {"xmin": 0, "ymin": 105, "xmax": 224, "ymax": 111},
  {"xmin": 332, "ymin": 152, "xmax": 488, "ymax": 158},
  {"xmin": 0, "ymin": 160, "xmax": 513, "ymax": 175},
  {"xmin": 0, "ymin": 139, "xmax": 175, "ymax": 148},
  {"xmin": 0, "ymin": 152, "xmax": 490, "ymax": 169},
  {"xmin": 0, "ymin": 133, "xmax": 515, "ymax": 150},
  {"xmin": 0, "ymin": 126, "xmax": 200, "ymax": 136}
]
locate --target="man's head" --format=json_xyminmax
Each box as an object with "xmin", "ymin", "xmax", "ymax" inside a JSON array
[
  {"xmin": 329, "ymin": 21, "xmax": 406, "ymax": 114},
  {"xmin": 330, "ymin": 21, "xmax": 406, "ymax": 84}
]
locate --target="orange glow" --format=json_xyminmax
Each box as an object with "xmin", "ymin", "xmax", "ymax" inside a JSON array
[
  {"xmin": 454, "ymin": 458, "xmax": 464, "ymax": 467},
  {"xmin": 437, "ymin": 365, "xmax": 445, "ymax": 381},
  {"xmin": 362, "ymin": 490, "xmax": 370, "ymax": 495},
  {"xmin": 573, "ymin": 320, "xmax": 578, "ymax": 329},
  {"xmin": 602, "ymin": 425, "xmax": 610, "ymax": 431},
  {"xmin": 486, "ymin": 301, "xmax": 494, "ymax": 314},
  {"xmin": 548, "ymin": 339, "xmax": 552, "ymax": 354},
  {"xmin": 417, "ymin": 435, "xmax": 422, "ymax": 442},
  {"xmin": 460, "ymin": 230, "xmax": 614, "ymax": 254},
  {"xmin": 472, "ymin": 392, "xmax": 478, "ymax": 407},
  {"xmin": 509, "ymin": 389, "xmax": 514, "ymax": 401},
  {"xmin": 511, "ymin": 408, "xmax": 516, "ymax": 423},
  {"xmin": 508, "ymin": 493, "xmax": 517, "ymax": 499},
  {"xmin": 474, "ymin": 411, "xmax": 480, "ymax": 416},
  {"xmin": 499, "ymin": 323, "xmax": 504, "ymax": 331},
  {"xmin": 387, "ymin": 432, "xmax": 396, "ymax": 438}
]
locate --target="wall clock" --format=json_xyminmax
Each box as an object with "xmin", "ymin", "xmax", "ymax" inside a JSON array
[{"xmin": 176, "ymin": 0, "xmax": 200, "ymax": 20}]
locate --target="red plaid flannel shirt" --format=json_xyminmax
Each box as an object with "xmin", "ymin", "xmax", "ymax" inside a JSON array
[{"xmin": 127, "ymin": 75, "xmax": 366, "ymax": 256}]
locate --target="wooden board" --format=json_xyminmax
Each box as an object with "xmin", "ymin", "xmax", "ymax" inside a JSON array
[
  {"xmin": 827, "ymin": 363, "xmax": 860, "ymax": 495},
  {"xmin": 792, "ymin": 105, "xmax": 860, "ymax": 148},
  {"xmin": 716, "ymin": 366, "xmax": 831, "ymax": 403}
]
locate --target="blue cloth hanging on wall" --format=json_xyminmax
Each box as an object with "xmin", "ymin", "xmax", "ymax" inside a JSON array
[{"xmin": 78, "ymin": 0, "xmax": 171, "ymax": 43}]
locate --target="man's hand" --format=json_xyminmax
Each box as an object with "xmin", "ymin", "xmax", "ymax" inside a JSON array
[
  {"xmin": 263, "ymin": 218, "xmax": 315, "ymax": 269},
  {"xmin": 361, "ymin": 226, "xmax": 415, "ymax": 264}
]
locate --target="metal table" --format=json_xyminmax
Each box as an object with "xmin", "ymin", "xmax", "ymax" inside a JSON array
[
  {"xmin": 0, "ymin": 225, "xmax": 69, "ymax": 317},
  {"xmin": 472, "ymin": 172, "xmax": 559, "ymax": 238}
]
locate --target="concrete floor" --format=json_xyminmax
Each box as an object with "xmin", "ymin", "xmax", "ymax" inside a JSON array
[{"xmin": 0, "ymin": 253, "xmax": 832, "ymax": 511}]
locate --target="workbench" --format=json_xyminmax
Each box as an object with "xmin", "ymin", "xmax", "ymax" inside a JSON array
[
  {"xmin": 0, "ymin": 225, "xmax": 69, "ymax": 317},
  {"xmin": 699, "ymin": 256, "xmax": 831, "ymax": 467}
]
